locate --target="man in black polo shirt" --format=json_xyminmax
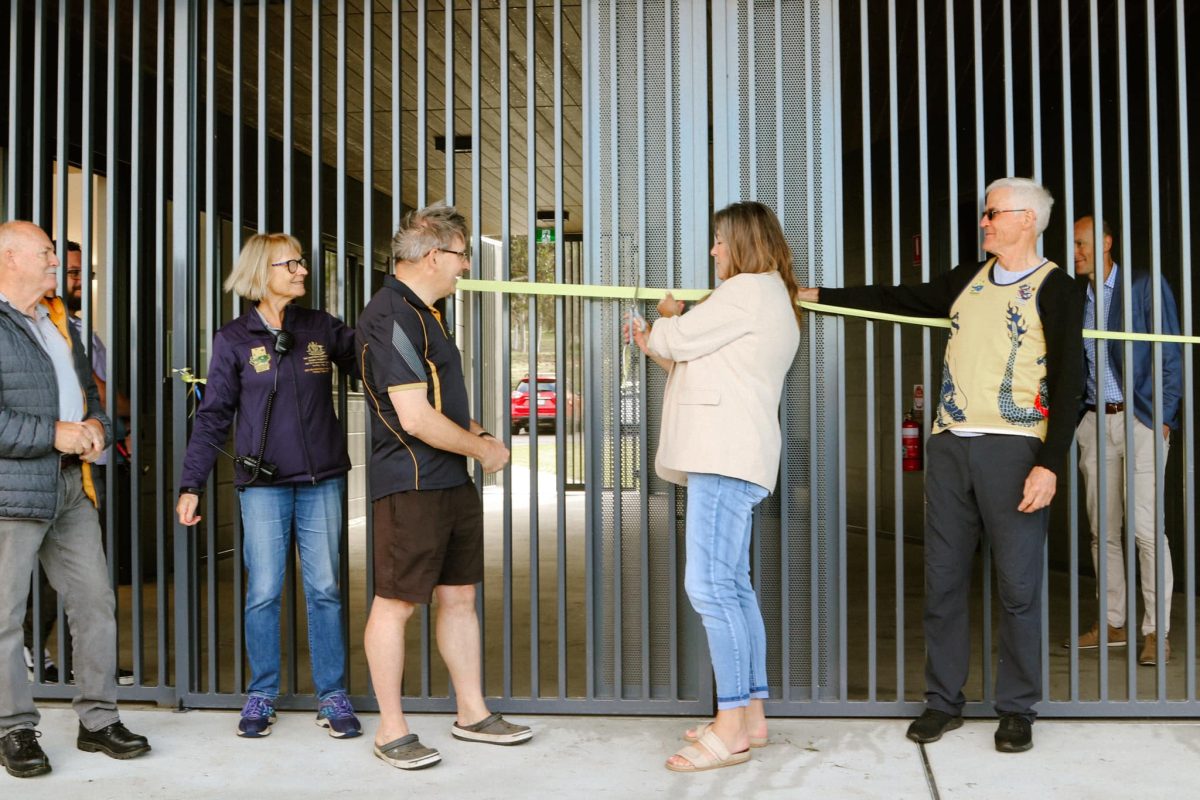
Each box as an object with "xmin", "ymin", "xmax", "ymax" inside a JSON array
[{"xmin": 356, "ymin": 204, "xmax": 531, "ymax": 771}]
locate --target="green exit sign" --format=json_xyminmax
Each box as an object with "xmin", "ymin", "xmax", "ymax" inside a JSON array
[{"xmin": 536, "ymin": 227, "xmax": 555, "ymax": 244}]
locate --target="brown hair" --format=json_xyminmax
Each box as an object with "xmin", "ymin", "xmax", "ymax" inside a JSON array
[
  {"xmin": 713, "ymin": 201, "xmax": 803, "ymax": 327},
  {"xmin": 224, "ymin": 233, "xmax": 303, "ymax": 300}
]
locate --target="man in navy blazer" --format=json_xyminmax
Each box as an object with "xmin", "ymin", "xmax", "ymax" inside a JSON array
[{"xmin": 1069, "ymin": 215, "xmax": 1183, "ymax": 666}]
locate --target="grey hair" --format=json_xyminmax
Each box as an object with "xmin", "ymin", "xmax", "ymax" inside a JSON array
[
  {"xmin": 985, "ymin": 177, "xmax": 1054, "ymax": 234},
  {"xmin": 391, "ymin": 202, "xmax": 469, "ymax": 263}
]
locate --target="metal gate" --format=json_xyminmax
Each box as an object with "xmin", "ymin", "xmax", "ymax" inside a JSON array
[{"xmin": 3, "ymin": 0, "xmax": 1196, "ymax": 719}]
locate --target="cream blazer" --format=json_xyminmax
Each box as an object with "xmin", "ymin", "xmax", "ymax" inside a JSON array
[{"xmin": 646, "ymin": 271, "xmax": 800, "ymax": 491}]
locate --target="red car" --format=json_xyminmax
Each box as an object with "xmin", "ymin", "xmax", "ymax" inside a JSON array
[{"xmin": 511, "ymin": 375, "xmax": 560, "ymax": 434}]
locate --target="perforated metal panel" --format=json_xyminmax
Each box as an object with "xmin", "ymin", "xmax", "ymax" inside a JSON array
[
  {"xmin": 717, "ymin": 0, "xmax": 841, "ymax": 707},
  {"xmin": 586, "ymin": 0, "xmax": 708, "ymax": 711}
]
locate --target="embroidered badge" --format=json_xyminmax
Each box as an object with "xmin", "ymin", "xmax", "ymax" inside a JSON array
[
  {"xmin": 969, "ymin": 282, "xmax": 985, "ymax": 295},
  {"xmin": 1015, "ymin": 283, "xmax": 1034, "ymax": 303},
  {"xmin": 249, "ymin": 346, "xmax": 271, "ymax": 373},
  {"xmin": 304, "ymin": 341, "xmax": 331, "ymax": 374}
]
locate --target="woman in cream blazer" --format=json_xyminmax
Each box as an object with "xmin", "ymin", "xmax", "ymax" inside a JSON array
[{"xmin": 633, "ymin": 201, "xmax": 801, "ymax": 772}]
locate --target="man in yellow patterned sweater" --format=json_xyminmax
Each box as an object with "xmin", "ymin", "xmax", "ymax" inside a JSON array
[{"xmin": 798, "ymin": 178, "xmax": 1084, "ymax": 753}]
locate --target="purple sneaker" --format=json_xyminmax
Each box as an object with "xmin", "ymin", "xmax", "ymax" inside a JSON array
[
  {"xmin": 315, "ymin": 693, "xmax": 361, "ymax": 739},
  {"xmin": 237, "ymin": 696, "xmax": 276, "ymax": 738}
]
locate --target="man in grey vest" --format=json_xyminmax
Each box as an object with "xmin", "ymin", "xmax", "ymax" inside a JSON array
[{"xmin": 0, "ymin": 221, "xmax": 150, "ymax": 779}]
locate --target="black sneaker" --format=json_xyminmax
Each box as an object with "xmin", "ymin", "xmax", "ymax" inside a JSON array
[
  {"xmin": 0, "ymin": 728, "xmax": 51, "ymax": 778},
  {"xmin": 994, "ymin": 714, "xmax": 1033, "ymax": 753},
  {"xmin": 23, "ymin": 647, "xmax": 60, "ymax": 683},
  {"xmin": 906, "ymin": 708, "xmax": 963, "ymax": 744}
]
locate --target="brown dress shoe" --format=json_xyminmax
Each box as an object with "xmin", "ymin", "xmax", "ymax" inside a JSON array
[
  {"xmin": 1063, "ymin": 623, "xmax": 1126, "ymax": 650},
  {"xmin": 1139, "ymin": 633, "xmax": 1170, "ymax": 666}
]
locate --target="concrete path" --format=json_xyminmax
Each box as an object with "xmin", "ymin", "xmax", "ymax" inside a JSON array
[{"xmin": 9, "ymin": 705, "xmax": 1199, "ymax": 799}]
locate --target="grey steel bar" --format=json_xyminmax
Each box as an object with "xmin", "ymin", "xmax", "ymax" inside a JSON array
[
  {"xmin": 552, "ymin": 0, "xmax": 568, "ymax": 701},
  {"xmin": 103, "ymin": 0, "xmax": 120, "ymax": 675},
  {"xmin": 155, "ymin": 0, "xmax": 169, "ymax": 690},
  {"xmin": 972, "ymin": 0, "xmax": 993, "ymax": 703},
  {"xmin": 863, "ymin": 0, "xmax": 877, "ymax": 702},
  {"xmin": 605, "ymin": 0, "xmax": 621, "ymax": 700},
  {"xmin": 283, "ymin": 0, "xmax": 293, "ymax": 232},
  {"xmin": 417, "ymin": 0, "xmax": 426, "ymax": 208},
  {"xmin": 634, "ymin": 0, "xmax": 647, "ymax": 701},
  {"xmin": 1030, "ymin": 0, "xmax": 1042, "ymax": 182},
  {"xmin": 1143, "ymin": 0, "xmax": 1168, "ymax": 698},
  {"xmin": 24, "ymin": 0, "xmax": 45, "ymax": 681},
  {"xmin": 501, "ymin": 0, "xmax": 514, "ymax": 699},
  {"xmin": 831, "ymin": 0, "xmax": 847, "ymax": 702},
  {"xmin": 311, "ymin": 0, "xmax": 322, "ymax": 316},
  {"xmin": 4, "ymin": 0, "xmax": 17, "ymax": 218},
  {"xmin": 800, "ymin": 0, "xmax": 820, "ymax": 702},
  {"xmin": 1114, "ymin": 0, "xmax": 1136, "ymax": 696},
  {"xmin": 774, "ymin": 0, "xmax": 792, "ymax": 704},
  {"xmin": 1176, "ymin": 0, "xmax": 1196, "ymax": 702},
  {"xmin": 392, "ymin": 2, "xmax": 401, "ymax": 226},
  {"xmin": 358, "ymin": 0, "xmax": 374, "ymax": 698},
  {"xmin": 663, "ymin": 0, "xmax": 679, "ymax": 701},
  {"xmin": 445, "ymin": 0, "xmax": 454, "ymax": 204},
  {"xmin": 747, "ymin": 2, "xmax": 756, "ymax": 193},
  {"xmin": 81, "ymin": 0, "xmax": 93, "ymax": 407},
  {"xmin": 233, "ymin": 0, "xmax": 242, "ymax": 249},
  {"xmin": 129, "ymin": 0, "xmax": 145, "ymax": 686},
  {"xmin": 1029, "ymin": 0, "xmax": 1052, "ymax": 703},
  {"xmin": 258, "ymin": 0, "xmax": 266, "ymax": 230},
  {"xmin": 1087, "ymin": 0, "xmax": 1108, "ymax": 699},
  {"xmin": 528, "ymin": 0, "xmax": 543, "ymax": 698},
  {"xmin": 414, "ymin": 0, "xmax": 432, "ymax": 699},
  {"xmin": 917, "ymin": 0, "xmax": 932, "ymax": 482},
  {"xmin": 1060, "ymin": 0, "xmax": 1078, "ymax": 701},
  {"xmin": 230, "ymin": 0, "xmax": 246, "ymax": 694},
  {"xmin": 202, "ymin": 0, "xmax": 217, "ymax": 696},
  {"xmin": 888, "ymin": 0, "xmax": 904, "ymax": 702},
  {"xmin": 1002, "ymin": 0, "xmax": 1014, "ymax": 173},
  {"xmin": 581, "ymin": 0, "xmax": 595, "ymax": 703},
  {"xmin": 172, "ymin": 0, "xmax": 199, "ymax": 701},
  {"xmin": 32, "ymin": 0, "xmax": 44, "ymax": 224},
  {"xmin": 364, "ymin": 2, "xmax": 373, "ymax": 281},
  {"xmin": 469, "ymin": 0, "xmax": 484, "ymax": 693}
]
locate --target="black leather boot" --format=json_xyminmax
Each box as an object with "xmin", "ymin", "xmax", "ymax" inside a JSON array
[
  {"xmin": 0, "ymin": 728, "xmax": 52, "ymax": 778},
  {"xmin": 77, "ymin": 721, "xmax": 152, "ymax": 759}
]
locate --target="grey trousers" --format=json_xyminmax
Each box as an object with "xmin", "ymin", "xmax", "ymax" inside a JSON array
[
  {"xmin": 0, "ymin": 465, "xmax": 120, "ymax": 735},
  {"xmin": 923, "ymin": 433, "xmax": 1049, "ymax": 720}
]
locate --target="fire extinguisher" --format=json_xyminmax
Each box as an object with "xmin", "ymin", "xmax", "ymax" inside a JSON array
[{"xmin": 902, "ymin": 412, "xmax": 923, "ymax": 472}]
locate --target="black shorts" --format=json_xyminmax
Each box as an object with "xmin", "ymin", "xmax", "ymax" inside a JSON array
[{"xmin": 371, "ymin": 482, "xmax": 483, "ymax": 603}]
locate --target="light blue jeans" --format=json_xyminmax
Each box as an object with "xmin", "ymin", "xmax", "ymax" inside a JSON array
[
  {"xmin": 239, "ymin": 477, "xmax": 348, "ymax": 701},
  {"xmin": 684, "ymin": 472, "xmax": 771, "ymax": 710}
]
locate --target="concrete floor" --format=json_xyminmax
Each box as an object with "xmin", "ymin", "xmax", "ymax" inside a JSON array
[{"xmin": 12, "ymin": 705, "xmax": 1200, "ymax": 799}]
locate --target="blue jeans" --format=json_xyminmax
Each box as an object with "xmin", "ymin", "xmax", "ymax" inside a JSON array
[
  {"xmin": 684, "ymin": 472, "xmax": 771, "ymax": 710},
  {"xmin": 239, "ymin": 477, "xmax": 348, "ymax": 701}
]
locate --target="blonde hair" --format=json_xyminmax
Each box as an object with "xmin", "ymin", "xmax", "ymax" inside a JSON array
[
  {"xmin": 224, "ymin": 233, "xmax": 302, "ymax": 300},
  {"xmin": 713, "ymin": 201, "xmax": 803, "ymax": 327}
]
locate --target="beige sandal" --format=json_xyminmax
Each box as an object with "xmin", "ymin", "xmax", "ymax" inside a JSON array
[
  {"xmin": 666, "ymin": 729, "xmax": 751, "ymax": 773},
  {"xmin": 684, "ymin": 722, "xmax": 768, "ymax": 748}
]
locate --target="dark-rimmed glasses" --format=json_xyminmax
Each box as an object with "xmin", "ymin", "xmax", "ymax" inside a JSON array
[
  {"xmin": 270, "ymin": 256, "xmax": 308, "ymax": 274},
  {"xmin": 437, "ymin": 245, "xmax": 471, "ymax": 260},
  {"xmin": 981, "ymin": 208, "xmax": 1028, "ymax": 221}
]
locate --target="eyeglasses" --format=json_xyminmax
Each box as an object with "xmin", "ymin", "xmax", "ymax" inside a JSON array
[
  {"xmin": 981, "ymin": 208, "xmax": 1028, "ymax": 221},
  {"xmin": 437, "ymin": 245, "xmax": 471, "ymax": 261},
  {"xmin": 66, "ymin": 269, "xmax": 95, "ymax": 279},
  {"xmin": 270, "ymin": 256, "xmax": 308, "ymax": 274}
]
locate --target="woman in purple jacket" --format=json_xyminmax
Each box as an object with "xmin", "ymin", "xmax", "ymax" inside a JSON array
[{"xmin": 176, "ymin": 233, "xmax": 360, "ymax": 740}]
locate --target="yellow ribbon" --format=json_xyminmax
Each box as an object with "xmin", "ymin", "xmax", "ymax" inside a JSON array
[{"xmin": 455, "ymin": 278, "xmax": 1199, "ymax": 344}]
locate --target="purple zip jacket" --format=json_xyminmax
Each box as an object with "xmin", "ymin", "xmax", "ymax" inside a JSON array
[{"xmin": 179, "ymin": 304, "xmax": 358, "ymax": 490}]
